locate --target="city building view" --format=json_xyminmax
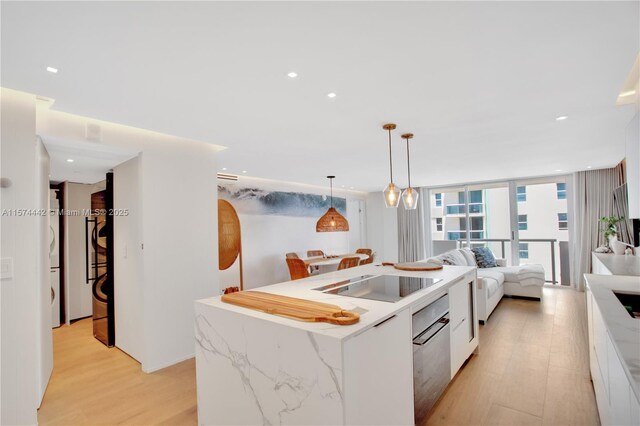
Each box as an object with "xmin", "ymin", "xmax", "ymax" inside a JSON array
[{"xmin": 429, "ymin": 179, "xmax": 570, "ymax": 284}]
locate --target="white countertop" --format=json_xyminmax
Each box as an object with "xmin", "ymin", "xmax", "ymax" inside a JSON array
[
  {"xmin": 196, "ymin": 263, "xmax": 476, "ymax": 341},
  {"xmin": 585, "ymin": 274, "xmax": 640, "ymax": 401},
  {"xmin": 593, "ymin": 253, "xmax": 640, "ymax": 276}
]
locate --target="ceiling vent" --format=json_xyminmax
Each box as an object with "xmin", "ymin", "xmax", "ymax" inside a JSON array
[
  {"xmin": 85, "ymin": 122, "xmax": 102, "ymax": 142},
  {"xmin": 217, "ymin": 173, "xmax": 238, "ymax": 181}
]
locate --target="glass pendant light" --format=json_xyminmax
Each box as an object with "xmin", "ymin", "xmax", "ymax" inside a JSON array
[
  {"xmin": 401, "ymin": 133, "xmax": 419, "ymax": 210},
  {"xmin": 316, "ymin": 176, "xmax": 349, "ymax": 232},
  {"xmin": 382, "ymin": 123, "xmax": 401, "ymax": 208}
]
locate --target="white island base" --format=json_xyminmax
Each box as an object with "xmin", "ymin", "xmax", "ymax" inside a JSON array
[{"xmin": 195, "ymin": 264, "xmax": 478, "ymax": 425}]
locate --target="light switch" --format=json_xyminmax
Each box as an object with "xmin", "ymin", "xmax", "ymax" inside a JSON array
[{"xmin": 1, "ymin": 257, "xmax": 13, "ymax": 280}]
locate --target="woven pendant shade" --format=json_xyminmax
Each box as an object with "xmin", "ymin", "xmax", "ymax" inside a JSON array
[
  {"xmin": 316, "ymin": 207, "xmax": 349, "ymax": 232},
  {"xmin": 316, "ymin": 176, "xmax": 349, "ymax": 232}
]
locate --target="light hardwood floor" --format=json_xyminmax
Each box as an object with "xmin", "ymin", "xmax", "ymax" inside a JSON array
[
  {"xmin": 425, "ymin": 287, "xmax": 600, "ymax": 426},
  {"xmin": 39, "ymin": 287, "xmax": 599, "ymax": 425}
]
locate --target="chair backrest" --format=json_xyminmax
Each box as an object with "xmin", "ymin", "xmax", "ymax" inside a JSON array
[
  {"xmin": 338, "ymin": 256, "xmax": 360, "ymax": 270},
  {"xmin": 285, "ymin": 252, "xmax": 299, "ymax": 259},
  {"xmin": 286, "ymin": 258, "xmax": 310, "ymax": 280},
  {"xmin": 307, "ymin": 250, "xmax": 324, "ymax": 257},
  {"xmin": 355, "ymin": 248, "xmax": 373, "ymax": 265}
]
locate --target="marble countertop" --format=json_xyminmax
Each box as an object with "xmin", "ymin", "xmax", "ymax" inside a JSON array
[
  {"xmin": 593, "ymin": 253, "xmax": 640, "ymax": 276},
  {"xmin": 585, "ymin": 274, "xmax": 640, "ymax": 402},
  {"xmin": 196, "ymin": 263, "xmax": 475, "ymax": 341}
]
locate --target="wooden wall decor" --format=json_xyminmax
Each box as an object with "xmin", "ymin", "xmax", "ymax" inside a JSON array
[{"xmin": 218, "ymin": 199, "xmax": 243, "ymax": 290}]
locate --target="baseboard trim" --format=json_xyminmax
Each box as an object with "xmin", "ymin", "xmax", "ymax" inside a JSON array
[{"xmin": 142, "ymin": 352, "xmax": 195, "ymax": 373}]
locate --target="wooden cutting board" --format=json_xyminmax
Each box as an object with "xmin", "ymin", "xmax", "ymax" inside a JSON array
[
  {"xmin": 383, "ymin": 261, "xmax": 444, "ymax": 271},
  {"xmin": 221, "ymin": 291, "xmax": 360, "ymax": 325}
]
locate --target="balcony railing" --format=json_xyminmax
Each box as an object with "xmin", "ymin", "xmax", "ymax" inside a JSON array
[
  {"xmin": 455, "ymin": 238, "xmax": 560, "ymax": 285},
  {"xmin": 445, "ymin": 203, "xmax": 484, "ymax": 215}
]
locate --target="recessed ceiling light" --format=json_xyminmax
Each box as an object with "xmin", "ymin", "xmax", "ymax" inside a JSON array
[
  {"xmin": 222, "ymin": 167, "xmax": 227, "ymax": 171},
  {"xmin": 287, "ymin": 72, "xmax": 298, "ymax": 78},
  {"xmin": 555, "ymin": 169, "xmax": 563, "ymax": 172},
  {"xmin": 556, "ymin": 116, "xmax": 568, "ymax": 121},
  {"xmin": 242, "ymin": 170, "xmax": 247, "ymax": 174},
  {"xmin": 619, "ymin": 90, "xmax": 636, "ymax": 97},
  {"xmin": 587, "ymin": 165, "xmax": 592, "ymax": 169},
  {"xmin": 327, "ymin": 92, "xmax": 337, "ymax": 98},
  {"xmin": 46, "ymin": 66, "xmax": 58, "ymax": 73},
  {"xmin": 66, "ymin": 158, "xmax": 74, "ymax": 163}
]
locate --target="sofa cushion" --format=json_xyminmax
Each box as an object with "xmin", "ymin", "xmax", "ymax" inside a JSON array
[
  {"xmin": 438, "ymin": 249, "xmax": 468, "ymax": 266},
  {"xmin": 471, "ymin": 247, "xmax": 497, "ymax": 268},
  {"xmin": 460, "ymin": 248, "xmax": 477, "ymax": 267},
  {"xmin": 477, "ymin": 269, "xmax": 505, "ymax": 286},
  {"xmin": 492, "ymin": 264, "xmax": 545, "ymax": 287}
]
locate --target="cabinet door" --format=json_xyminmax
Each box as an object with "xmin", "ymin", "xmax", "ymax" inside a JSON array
[
  {"xmin": 343, "ymin": 308, "xmax": 414, "ymax": 425},
  {"xmin": 608, "ymin": 334, "xmax": 632, "ymax": 425},
  {"xmin": 449, "ymin": 277, "xmax": 472, "ymax": 377}
]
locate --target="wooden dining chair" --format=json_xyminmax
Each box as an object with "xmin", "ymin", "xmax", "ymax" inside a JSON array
[
  {"xmin": 307, "ymin": 250, "xmax": 325, "ymax": 257},
  {"xmin": 338, "ymin": 256, "xmax": 360, "ymax": 270},
  {"xmin": 286, "ymin": 258, "xmax": 310, "ymax": 280},
  {"xmin": 356, "ymin": 248, "xmax": 373, "ymax": 265},
  {"xmin": 285, "ymin": 252, "xmax": 299, "ymax": 259}
]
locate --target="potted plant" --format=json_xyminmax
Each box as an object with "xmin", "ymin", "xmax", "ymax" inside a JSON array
[{"xmin": 600, "ymin": 216, "xmax": 626, "ymax": 254}]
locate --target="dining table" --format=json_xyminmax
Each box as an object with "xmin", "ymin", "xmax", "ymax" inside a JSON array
[{"xmin": 302, "ymin": 253, "xmax": 370, "ymax": 273}]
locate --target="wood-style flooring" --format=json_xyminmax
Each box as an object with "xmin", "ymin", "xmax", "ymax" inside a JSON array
[
  {"xmin": 39, "ymin": 287, "xmax": 599, "ymax": 425},
  {"xmin": 425, "ymin": 287, "xmax": 599, "ymax": 426}
]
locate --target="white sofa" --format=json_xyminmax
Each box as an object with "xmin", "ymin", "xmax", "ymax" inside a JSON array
[{"xmin": 434, "ymin": 248, "xmax": 545, "ymax": 323}]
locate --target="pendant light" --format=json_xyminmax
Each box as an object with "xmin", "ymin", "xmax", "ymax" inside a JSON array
[
  {"xmin": 401, "ymin": 133, "xmax": 419, "ymax": 210},
  {"xmin": 316, "ymin": 176, "xmax": 349, "ymax": 232},
  {"xmin": 382, "ymin": 123, "xmax": 401, "ymax": 208}
]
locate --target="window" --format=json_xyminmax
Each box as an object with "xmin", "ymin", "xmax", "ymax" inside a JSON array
[
  {"xmin": 556, "ymin": 183, "xmax": 566, "ymax": 200},
  {"xmin": 435, "ymin": 217, "xmax": 443, "ymax": 231},
  {"xmin": 519, "ymin": 243, "xmax": 529, "ymax": 259},
  {"xmin": 468, "ymin": 190, "xmax": 483, "ymax": 204},
  {"xmin": 516, "ymin": 186, "xmax": 526, "ymax": 202},
  {"xmin": 447, "ymin": 231, "xmax": 466, "ymax": 241},
  {"xmin": 558, "ymin": 213, "xmax": 568, "ymax": 230},
  {"xmin": 435, "ymin": 193, "xmax": 442, "ymax": 207},
  {"xmin": 518, "ymin": 214, "xmax": 528, "ymax": 230}
]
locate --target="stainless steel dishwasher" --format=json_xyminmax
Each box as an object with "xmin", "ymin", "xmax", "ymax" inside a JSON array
[{"xmin": 412, "ymin": 294, "xmax": 451, "ymax": 425}]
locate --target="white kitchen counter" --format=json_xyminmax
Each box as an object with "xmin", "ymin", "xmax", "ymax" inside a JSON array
[
  {"xmin": 196, "ymin": 263, "xmax": 475, "ymax": 341},
  {"xmin": 194, "ymin": 264, "xmax": 477, "ymax": 425},
  {"xmin": 585, "ymin": 274, "xmax": 640, "ymax": 402},
  {"xmin": 593, "ymin": 253, "xmax": 640, "ymax": 276}
]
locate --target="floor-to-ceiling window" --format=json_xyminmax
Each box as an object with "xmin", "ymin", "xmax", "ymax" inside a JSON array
[{"xmin": 427, "ymin": 176, "xmax": 570, "ymax": 285}]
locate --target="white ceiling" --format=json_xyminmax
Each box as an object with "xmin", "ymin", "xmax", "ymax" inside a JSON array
[
  {"xmin": 2, "ymin": 2, "xmax": 638, "ymax": 191},
  {"xmin": 43, "ymin": 136, "xmax": 139, "ymax": 184}
]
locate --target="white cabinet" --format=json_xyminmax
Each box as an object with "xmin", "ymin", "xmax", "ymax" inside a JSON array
[
  {"xmin": 343, "ymin": 308, "xmax": 414, "ymax": 426},
  {"xmin": 586, "ymin": 287, "xmax": 640, "ymax": 425},
  {"xmin": 449, "ymin": 273, "xmax": 479, "ymax": 378}
]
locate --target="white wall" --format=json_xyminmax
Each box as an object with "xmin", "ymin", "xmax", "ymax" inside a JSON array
[
  {"xmin": 62, "ymin": 182, "xmax": 99, "ymax": 321},
  {"xmin": 113, "ymin": 155, "xmax": 143, "ymax": 362},
  {"xmin": 365, "ymin": 192, "xmax": 399, "ymax": 263},
  {"xmin": 36, "ymin": 138, "xmax": 53, "ymax": 404},
  {"xmin": 0, "ymin": 88, "xmax": 50, "ymax": 424},
  {"xmin": 37, "ymin": 108, "xmax": 221, "ymax": 373},
  {"xmin": 218, "ymin": 177, "xmax": 367, "ymax": 290}
]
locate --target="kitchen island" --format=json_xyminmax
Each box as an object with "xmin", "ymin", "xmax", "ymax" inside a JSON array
[{"xmin": 195, "ymin": 264, "xmax": 478, "ymax": 425}]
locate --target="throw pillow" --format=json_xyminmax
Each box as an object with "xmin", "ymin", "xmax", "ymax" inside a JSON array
[
  {"xmin": 460, "ymin": 248, "xmax": 477, "ymax": 266},
  {"xmin": 471, "ymin": 247, "xmax": 497, "ymax": 268}
]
